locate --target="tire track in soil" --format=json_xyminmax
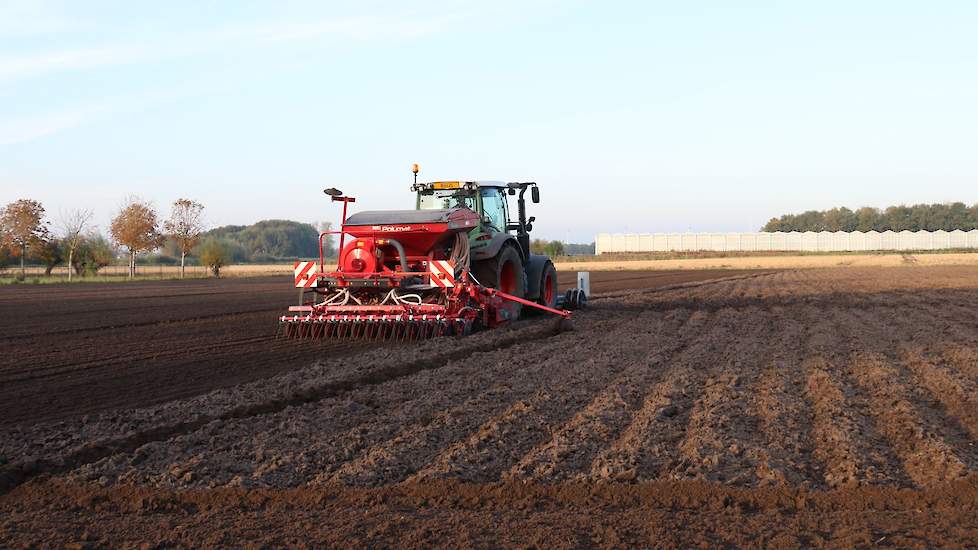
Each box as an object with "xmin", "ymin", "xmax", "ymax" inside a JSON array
[
  {"xmin": 800, "ymin": 302, "xmax": 913, "ymax": 487},
  {"xmin": 0, "ymin": 332, "xmax": 304, "ymax": 385},
  {"xmin": 0, "ymin": 305, "xmax": 285, "ymax": 342},
  {"xmin": 740, "ymin": 303, "xmax": 818, "ymax": 487},
  {"xmin": 582, "ymin": 309, "xmax": 754, "ymax": 483},
  {"xmin": 322, "ymin": 307, "xmax": 684, "ymax": 485},
  {"xmin": 589, "ymin": 271, "xmax": 777, "ymax": 302},
  {"xmin": 667, "ymin": 306, "xmax": 785, "ymax": 485},
  {"xmin": 846, "ymin": 303, "xmax": 978, "ymax": 462},
  {"xmin": 902, "ymin": 351, "xmax": 978, "ymax": 443},
  {"xmin": 418, "ymin": 308, "xmax": 709, "ymax": 483},
  {"xmin": 71, "ymin": 319, "xmax": 614, "ymax": 489},
  {"xmin": 835, "ymin": 308, "xmax": 978, "ymax": 486},
  {"xmin": 0, "ymin": 322, "xmax": 567, "ymax": 496},
  {"xmin": 583, "ymin": 274, "xmax": 794, "ymax": 484},
  {"xmin": 306, "ymin": 317, "xmax": 636, "ymax": 485}
]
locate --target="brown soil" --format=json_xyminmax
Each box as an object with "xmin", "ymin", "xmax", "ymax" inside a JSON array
[
  {"xmin": 4, "ymin": 266, "xmax": 978, "ymax": 547},
  {"xmin": 0, "ymin": 270, "xmax": 758, "ymax": 428}
]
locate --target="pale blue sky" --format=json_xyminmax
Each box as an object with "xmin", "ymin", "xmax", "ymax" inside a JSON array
[{"xmin": 1, "ymin": 1, "xmax": 976, "ymax": 242}]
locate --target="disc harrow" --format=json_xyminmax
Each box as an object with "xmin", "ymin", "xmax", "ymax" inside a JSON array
[{"xmin": 280, "ymin": 314, "xmax": 474, "ymax": 341}]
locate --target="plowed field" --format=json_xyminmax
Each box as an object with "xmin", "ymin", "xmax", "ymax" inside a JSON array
[{"xmin": 3, "ymin": 266, "xmax": 978, "ymax": 547}]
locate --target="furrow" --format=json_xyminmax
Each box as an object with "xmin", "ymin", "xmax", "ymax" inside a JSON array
[
  {"xmin": 0, "ymin": 322, "xmax": 563, "ymax": 495},
  {"xmin": 902, "ymin": 350, "xmax": 978, "ymax": 442},
  {"xmin": 742, "ymin": 304, "xmax": 818, "ymax": 486},
  {"xmin": 668, "ymin": 306, "xmax": 780, "ymax": 485},
  {"xmin": 801, "ymin": 305, "xmax": 912, "ymax": 487},
  {"xmin": 471, "ymin": 309, "xmax": 707, "ymax": 482},
  {"xmin": 583, "ymin": 310, "xmax": 751, "ymax": 482},
  {"xmin": 845, "ymin": 352, "xmax": 969, "ymax": 486},
  {"xmin": 325, "ymin": 306, "xmax": 683, "ymax": 485}
]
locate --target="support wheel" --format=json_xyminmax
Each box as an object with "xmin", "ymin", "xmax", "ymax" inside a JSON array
[{"xmin": 564, "ymin": 288, "xmax": 588, "ymax": 310}]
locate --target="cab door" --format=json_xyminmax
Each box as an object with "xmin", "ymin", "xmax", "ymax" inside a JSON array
[{"xmin": 479, "ymin": 187, "xmax": 509, "ymax": 233}]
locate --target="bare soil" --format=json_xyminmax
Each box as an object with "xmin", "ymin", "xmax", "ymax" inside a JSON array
[{"xmin": 3, "ymin": 266, "xmax": 978, "ymax": 547}]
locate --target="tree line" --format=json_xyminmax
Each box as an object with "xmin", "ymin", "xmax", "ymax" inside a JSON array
[
  {"xmin": 0, "ymin": 197, "xmax": 330, "ymax": 280},
  {"xmin": 529, "ymin": 239, "xmax": 595, "ymax": 257},
  {"xmin": 762, "ymin": 202, "xmax": 978, "ymax": 233}
]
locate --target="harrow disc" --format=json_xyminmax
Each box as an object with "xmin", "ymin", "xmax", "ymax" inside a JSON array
[{"xmin": 279, "ymin": 316, "xmax": 473, "ymax": 341}]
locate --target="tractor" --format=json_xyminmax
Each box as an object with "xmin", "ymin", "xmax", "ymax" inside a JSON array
[{"xmin": 280, "ymin": 166, "xmax": 584, "ymax": 340}]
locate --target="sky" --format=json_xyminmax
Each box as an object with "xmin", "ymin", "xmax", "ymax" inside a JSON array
[{"xmin": 1, "ymin": 1, "xmax": 977, "ymax": 242}]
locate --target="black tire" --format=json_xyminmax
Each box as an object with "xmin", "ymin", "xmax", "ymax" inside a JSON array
[
  {"xmin": 528, "ymin": 261, "xmax": 558, "ymax": 314},
  {"xmin": 472, "ymin": 245, "xmax": 526, "ymax": 320}
]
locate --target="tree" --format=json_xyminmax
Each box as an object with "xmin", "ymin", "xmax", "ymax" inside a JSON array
[
  {"xmin": 73, "ymin": 234, "xmax": 115, "ymax": 276},
  {"xmin": 201, "ymin": 220, "xmax": 319, "ymax": 262},
  {"xmin": 32, "ymin": 239, "xmax": 64, "ymax": 275},
  {"xmin": 58, "ymin": 209, "xmax": 94, "ymax": 281},
  {"xmin": 110, "ymin": 197, "xmax": 162, "ymax": 279},
  {"xmin": 199, "ymin": 239, "xmax": 230, "ymax": 277},
  {"xmin": 0, "ymin": 242, "xmax": 11, "ymax": 270},
  {"xmin": 316, "ymin": 220, "xmax": 335, "ymax": 258},
  {"xmin": 163, "ymin": 198, "xmax": 205, "ymax": 278},
  {"xmin": 823, "ymin": 207, "xmax": 857, "ymax": 232},
  {"xmin": 544, "ymin": 240, "xmax": 566, "ymax": 257},
  {"xmin": 530, "ymin": 239, "xmax": 548, "ymax": 255},
  {"xmin": 763, "ymin": 202, "xmax": 978, "ymax": 232},
  {"xmin": 0, "ymin": 199, "xmax": 51, "ymax": 277},
  {"xmin": 530, "ymin": 239, "xmax": 566, "ymax": 257},
  {"xmin": 854, "ymin": 207, "xmax": 881, "ymax": 232}
]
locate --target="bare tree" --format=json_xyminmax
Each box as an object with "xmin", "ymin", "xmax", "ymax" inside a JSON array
[
  {"xmin": 163, "ymin": 199, "xmax": 205, "ymax": 278},
  {"xmin": 109, "ymin": 197, "xmax": 161, "ymax": 279},
  {"xmin": 58, "ymin": 209, "xmax": 93, "ymax": 281},
  {"xmin": 0, "ymin": 199, "xmax": 51, "ymax": 277},
  {"xmin": 316, "ymin": 220, "xmax": 334, "ymax": 257}
]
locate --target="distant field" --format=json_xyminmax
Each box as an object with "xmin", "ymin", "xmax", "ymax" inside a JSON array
[
  {"xmin": 0, "ymin": 263, "xmax": 295, "ymax": 282},
  {"xmin": 557, "ymin": 247, "xmax": 978, "ymax": 262},
  {"xmin": 6, "ymin": 250, "xmax": 978, "ymax": 284},
  {"xmin": 556, "ymin": 251, "xmax": 978, "ymax": 271}
]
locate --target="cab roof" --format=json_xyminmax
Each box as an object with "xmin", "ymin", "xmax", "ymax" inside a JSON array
[{"xmin": 424, "ymin": 180, "xmax": 507, "ymax": 188}]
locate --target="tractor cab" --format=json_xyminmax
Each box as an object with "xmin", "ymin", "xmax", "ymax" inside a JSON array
[{"xmin": 412, "ymin": 180, "xmax": 539, "ymax": 262}]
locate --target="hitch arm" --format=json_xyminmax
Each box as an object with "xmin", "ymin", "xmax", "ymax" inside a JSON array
[{"xmin": 482, "ymin": 288, "xmax": 572, "ymax": 318}]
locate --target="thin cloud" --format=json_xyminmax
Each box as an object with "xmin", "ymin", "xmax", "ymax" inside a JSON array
[
  {"xmin": 0, "ymin": 0, "xmax": 85, "ymax": 37},
  {"xmin": 0, "ymin": 8, "xmax": 473, "ymax": 83},
  {"xmin": 0, "ymin": 105, "xmax": 109, "ymax": 146},
  {"xmin": 0, "ymin": 48, "xmax": 136, "ymax": 80},
  {"xmin": 0, "ymin": 87, "xmax": 201, "ymax": 146}
]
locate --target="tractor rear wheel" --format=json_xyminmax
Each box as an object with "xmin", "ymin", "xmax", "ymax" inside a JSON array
[
  {"xmin": 528, "ymin": 261, "xmax": 558, "ymax": 314},
  {"xmin": 473, "ymin": 245, "xmax": 526, "ymax": 320}
]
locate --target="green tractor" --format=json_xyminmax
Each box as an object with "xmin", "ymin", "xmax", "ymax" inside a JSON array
[{"xmin": 411, "ymin": 178, "xmax": 559, "ymax": 319}]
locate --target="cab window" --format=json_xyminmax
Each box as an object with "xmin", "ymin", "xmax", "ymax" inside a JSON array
[
  {"xmin": 418, "ymin": 190, "xmax": 476, "ymax": 211},
  {"xmin": 480, "ymin": 188, "xmax": 508, "ymax": 231}
]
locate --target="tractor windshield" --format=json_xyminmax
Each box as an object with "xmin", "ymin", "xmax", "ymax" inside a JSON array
[{"xmin": 418, "ymin": 190, "xmax": 476, "ymax": 211}]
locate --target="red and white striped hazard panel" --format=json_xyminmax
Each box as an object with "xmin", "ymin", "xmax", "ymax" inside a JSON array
[
  {"xmin": 294, "ymin": 261, "xmax": 319, "ymax": 288},
  {"xmin": 428, "ymin": 260, "xmax": 456, "ymax": 288}
]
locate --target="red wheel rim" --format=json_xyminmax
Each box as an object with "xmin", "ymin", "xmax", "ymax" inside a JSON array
[
  {"xmin": 500, "ymin": 259, "xmax": 517, "ymax": 294},
  {"xmin": 543, "ymin": 272, "xmax": 555, "ymax": 305}
]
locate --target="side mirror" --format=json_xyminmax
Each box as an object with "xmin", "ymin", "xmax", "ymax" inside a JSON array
[
  {"xmin": 507, "ymin": 188, "xmax": 516, "ymax": 196},
  {"xmin": 531, "ymin": 186, "xmax": 540, "ymax": 203},
  {"xmin": 526, "ymin": 216, "xmax": 535, "ymax": 232}
]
